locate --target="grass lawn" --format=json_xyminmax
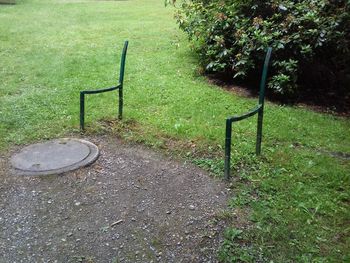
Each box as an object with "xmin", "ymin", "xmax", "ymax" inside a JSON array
[{"xmin": 1, "ymin": 0, "xmax": 349, "ymax": 262}]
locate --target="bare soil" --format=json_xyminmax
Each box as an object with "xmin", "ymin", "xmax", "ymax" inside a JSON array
[
  {"xmin": 0, "ymin": 136, "xmax": 229, "ymax": 263},
  {"xmin": 207, "ymin": 76, "xmax": 350, "ymax": 117}
]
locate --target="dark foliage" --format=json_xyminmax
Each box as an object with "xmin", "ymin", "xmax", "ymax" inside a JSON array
[{"xmin": 169, "ymin": 0, "xmax": 350, "ymax": 111}]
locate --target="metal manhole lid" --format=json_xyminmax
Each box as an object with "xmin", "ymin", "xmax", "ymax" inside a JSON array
[{"xmin": 11, "ymin": 138, "xmax": 99, "ymax": 176}]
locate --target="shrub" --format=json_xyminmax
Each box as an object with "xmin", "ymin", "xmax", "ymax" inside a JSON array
[{"xmin": 168, "ymin": 0, "xmax": 350, "ymax": 104}]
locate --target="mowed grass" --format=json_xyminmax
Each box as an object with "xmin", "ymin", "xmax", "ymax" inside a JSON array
[{"xmin": 1, "ymin": 0, "xmax": 349, "ymax": 262}]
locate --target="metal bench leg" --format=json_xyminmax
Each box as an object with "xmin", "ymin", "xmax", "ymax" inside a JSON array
[
  {"xmin": 118, "ymin": 87, "xmax": 123, "ymax": 120},
  {"xmin": 224, "ymin": 119, "xmax": 232, "ymax": 180},
  {"xmin": 80, "ymin": 92, "xmax": 85, "ymax": 131},
  {"xmin": 256, "ymin": 108, "xmax": 264, "ymax": 155}
]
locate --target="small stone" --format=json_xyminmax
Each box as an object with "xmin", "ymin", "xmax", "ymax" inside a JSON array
[
  {"xmin": 166, "ymin": 211, "xmax": 171, "ymax": 214},
  {"xmin": 189, "ymin": 205, "xmax": 195, "ymax": 210}
]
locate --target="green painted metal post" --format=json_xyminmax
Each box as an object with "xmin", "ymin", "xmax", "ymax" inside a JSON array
[
  {"xmin": 256, "ymin": 108, "xmax": 263, "ymax": 155},
  {"xmin": 255, "ymin": 47, "xmax": 272, "ymax": 155},
  {"xmin": 224, "ymin": 119, "xmax": 232, "ymax": 180},
  {"xmin": 118, "ymin": 41, "xmax": 128, "ymax": 120},
  {"xmin": 118, "ymin": 88, "xmax": 123, "ymax": 120},
  {"xmin": 79, "ymin": 41, "xmax": 128, "ymax": 130},
  {"xmin": 224, "ymin": 47, "xmax": 272, "ymax": 178},
  {"xmin": 80, "ymin": 92, "xmax": 85, "ymax": 131}
]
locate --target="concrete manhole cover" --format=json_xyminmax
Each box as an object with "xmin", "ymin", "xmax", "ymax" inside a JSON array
[{"xmin": 11, "ymin": 138, "xmax": 99, "ymax": 176}]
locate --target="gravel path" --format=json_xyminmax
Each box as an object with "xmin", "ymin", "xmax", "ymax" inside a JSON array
[{"xmin": 0, "ymin": 136, "xmax": 229, "ymax": 263}]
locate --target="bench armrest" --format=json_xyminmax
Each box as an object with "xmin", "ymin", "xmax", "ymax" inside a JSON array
[
  {"xmin": 227, "ymin": 104, "xmax": 262, "ymax": 122},
  {"xmin": 81, "ymin": 84, "xmax": 122, "ymax": 95}
]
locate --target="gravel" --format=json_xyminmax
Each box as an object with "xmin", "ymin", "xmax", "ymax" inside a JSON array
[{"xmin": 0, "ymin": 136, "xmax": 229, "ymax": 263}]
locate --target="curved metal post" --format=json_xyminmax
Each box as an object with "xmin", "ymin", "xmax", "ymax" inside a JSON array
[
  {"xmin": 224, "ymin": 47, "xmax": 272, "ymax": 178},
  {"xmin": 79, "ymin": 41, "xmax": 129, "ymax": 130},
  {"xmin": 118, "ymin": 41, "xmax": 129, "ymax": 120},
  {"xmin": 255, "ymin": 47, "xmax": 272, "ymax": 155}
]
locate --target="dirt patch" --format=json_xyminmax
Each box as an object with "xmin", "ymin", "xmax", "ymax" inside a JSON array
[
  {"xmin": 207, "ymin": 77, "xmax": 257, "ymax": 99},
  {"xmin": 0, "ymin": 136, "xmax": 229, "ymax": 263},
  {"xmin": 207, "ymin": 75, "xmax": 350, "ymax": 117}
]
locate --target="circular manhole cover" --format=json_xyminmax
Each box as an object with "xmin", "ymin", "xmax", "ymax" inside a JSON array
[{"xmin": 11, "ymin": 138, "xmax": 99, "ymax": 176}]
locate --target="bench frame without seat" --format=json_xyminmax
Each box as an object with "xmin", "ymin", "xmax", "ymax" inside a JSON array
[
  {"xmin": 224, "ymin": 47, "xmax": 272, "ymax": 180},
  {"xmin": 80, "ymin": 41, "xmax": 129, "ymax": 131}
]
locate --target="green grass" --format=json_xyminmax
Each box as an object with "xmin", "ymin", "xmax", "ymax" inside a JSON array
[{"xmin": 1, "ymin": 0, "xmax": 349, "ymax": 262}]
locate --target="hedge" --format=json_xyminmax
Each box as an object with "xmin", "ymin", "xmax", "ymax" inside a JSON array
[{"xmin": 168, "ymin": 0, "xmax": 350, "ymax": 107}]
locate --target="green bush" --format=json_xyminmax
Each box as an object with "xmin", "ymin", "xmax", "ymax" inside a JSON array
[{"xmin": 169, "ymin": 0, "xmax": 350, "ymax": 100}]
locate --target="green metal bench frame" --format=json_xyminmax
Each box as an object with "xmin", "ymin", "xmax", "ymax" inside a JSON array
[
  {"xmin": 80, "ymin": 41, "xmax": 129, "ymax": 131},
  {"xmin": 224, "ymin": 47, "xmax": 272, "ymax": 180}
]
